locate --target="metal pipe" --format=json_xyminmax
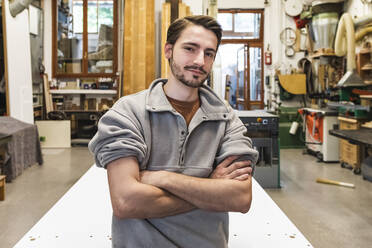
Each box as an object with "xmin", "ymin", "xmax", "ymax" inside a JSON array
[
  {"xmin": 335, "ymin": 13, "xmax": 356, "ymax": 70},
  {"xmin": 334, "ymin": 13, "xmax": 365, "ymax": 87}
]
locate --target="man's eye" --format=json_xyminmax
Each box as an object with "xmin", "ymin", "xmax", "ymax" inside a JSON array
[
  {"xmin": 185, "ymin": 47, "xmax": 194, "ymax": 52},
  {"xmin": 206, "ymin": 53, "xmax": 214, "ymax": 58}
]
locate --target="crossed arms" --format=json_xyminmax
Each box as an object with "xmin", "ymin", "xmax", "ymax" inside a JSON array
[{"xmin": 107, "ymin": 155, "xmax": 253, "ymax": 219}]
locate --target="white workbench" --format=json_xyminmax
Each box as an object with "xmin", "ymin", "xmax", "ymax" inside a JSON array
[{"xmin": 14, "ymin": 166, "xmax": 313, "ymax": 248}]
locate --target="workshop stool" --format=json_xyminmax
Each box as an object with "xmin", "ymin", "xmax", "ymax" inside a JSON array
[{"xmin": 0, "ymin": 175, "xmax": 5, "ymax": 201}]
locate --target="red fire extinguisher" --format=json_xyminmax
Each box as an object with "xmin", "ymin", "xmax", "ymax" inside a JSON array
[{"xmin": 264, "ymin": 44, "xmax": 272, "ymax": 65}]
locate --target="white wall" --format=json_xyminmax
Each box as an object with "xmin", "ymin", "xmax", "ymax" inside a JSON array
[
  {"xmin": 43, "ymin": 0, "xmax": 52, "ymax": 79},
  {"xmin": 218, "ymin": 0, "xmax": 264, "ymax": 9},
  {"xmin": 3, "ymin": 0, "xmax": 34, "ymax": 124},
  {"xmin": 345, "ymin": 0, "xmax": 372, "ymax": 18},
  {"xmin": 183, "ymin": 0, "xmax": 204, "ymax": 15}
]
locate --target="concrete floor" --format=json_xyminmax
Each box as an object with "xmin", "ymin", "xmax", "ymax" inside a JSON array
[
  {"xmin": 0, "ymin": 148, "xmax": 371, "ymax": 248},
  {"xmin": 0, "ymin": 147, "xmax": 94, "ymax": 248},
  {"xmin": 266, "ymin": 149, "xmax": 372, "ymax": 248}
]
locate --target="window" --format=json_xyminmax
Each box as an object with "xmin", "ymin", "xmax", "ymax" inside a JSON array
[
  {"xmin": 73, "ymin": 0, "xmax": 114, "ymax": 34},
  {"xmin": 218, "ymin": 9, "xmax": 264, "ymax": 110},
  {"xmin": 53, "ymin": 0, "xmax": 117, "ymax": 78},
  {"xmin": 217, "ymin": 11, "xmax": 261, "ymax": 40}
]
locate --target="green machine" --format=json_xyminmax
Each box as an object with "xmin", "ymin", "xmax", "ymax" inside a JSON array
[
  {"xmin": 335, "ymin": 87, "xmax": 372, "ymax": 119},
  {"xmin": 278, "ymin": 107, "xmax": 305, "ymax": 149}
]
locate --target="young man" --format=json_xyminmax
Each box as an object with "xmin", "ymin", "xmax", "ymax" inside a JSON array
[{"xmin": 89, "ymin": 15, "xmax": 258, "ymax": 248}]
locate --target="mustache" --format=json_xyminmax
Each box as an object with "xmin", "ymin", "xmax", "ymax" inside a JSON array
[{"xmin": 184, "ymin": 65, "xmax": 207, "ymax": 74}]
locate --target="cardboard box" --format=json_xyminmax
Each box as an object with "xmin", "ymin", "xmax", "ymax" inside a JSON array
[
  {"xmin": 65, "ymin": 62, "xmax": 81, "ymax": 73},
  {"xmin": 36, "ymin": 120, "xmax": 71, "ymax": 148}
]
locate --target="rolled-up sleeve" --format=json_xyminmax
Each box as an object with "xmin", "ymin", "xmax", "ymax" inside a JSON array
[
  {"xmin": 215, "ymin": 112, "xmax": 259, "ymax": 166},
  {"xmin": 88, "ymin": 109, "xmax": 147, "ymax": 169}
]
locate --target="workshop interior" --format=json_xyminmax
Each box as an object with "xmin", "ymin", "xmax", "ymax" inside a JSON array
[{"xmin": 1, "ymin": 0, "xmax": 372, "ymax": 247}]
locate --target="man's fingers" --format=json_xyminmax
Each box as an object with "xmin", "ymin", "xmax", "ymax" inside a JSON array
[
  {"xmin": 217, "ymin": 155, "xmax": 239, "ymax": 168},
  {"xmin": 225, "ymin": 160, "xmax": 251, "ymax": 174},
  {"xmin": 229, "ymin": 167, "xmax": 252, "ymax": 179},
  {"xmin": 234, "ymin": 174, "xmax": 250, "ymax": 181}
]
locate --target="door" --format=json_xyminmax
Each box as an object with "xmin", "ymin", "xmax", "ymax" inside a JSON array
[
  {"xmin": 217, "ymin": 9, "xmax": 264, "ymax": 110},
  {"xmin": 219, "ymin": 43, "xmax": 263, "ymax": 110}
]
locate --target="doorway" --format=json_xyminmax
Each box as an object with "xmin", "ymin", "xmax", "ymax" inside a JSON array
[
  {"xmin": 220, "ymin": 44, "xmax": 263, "ymax": 110},
  {"xmin": 217, "ymin": 9, "xmax": 264, "ymax": 110}
]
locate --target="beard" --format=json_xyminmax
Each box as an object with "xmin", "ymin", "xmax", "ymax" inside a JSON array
[{"xmin": 169, "ymin": 58, "xmax": 209, "ymax": 88}]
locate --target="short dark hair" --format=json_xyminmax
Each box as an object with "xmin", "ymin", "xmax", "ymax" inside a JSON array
[{"xmin": 166, "ymin": 15, "xmax": 222, "ymax": 50}]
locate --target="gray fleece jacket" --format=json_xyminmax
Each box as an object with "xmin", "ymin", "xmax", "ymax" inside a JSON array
[{"xmin": 89, "ymin": 79, "xmax": 258, "ymax": 248}]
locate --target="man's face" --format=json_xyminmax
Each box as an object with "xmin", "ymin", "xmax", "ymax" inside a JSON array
[{"xmin": 165, "ymin": 25, "xmax": 218, "ymax": 88}]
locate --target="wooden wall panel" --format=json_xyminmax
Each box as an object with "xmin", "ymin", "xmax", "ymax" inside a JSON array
[
  {"xmin": 161, "ymin": 3, "xmax": 171, "ymax": 78},
  {"xmin": 145, "ymin": 0, "xmax": 155, "ymax": 87},
  {"xmin": 123, "ymin": 0, "xmax": 155, "ymax": 95},
  {"xmin": 178, "ymin": 3, "xmax": 187, "ymax": 18}
]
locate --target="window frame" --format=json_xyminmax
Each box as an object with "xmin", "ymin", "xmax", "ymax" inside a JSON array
[
  {"xmin": 218, "ymin": 9, "xmax": 264, "ymax": 42},
  {"xmin": 219, "ymin": 9, "xmax": 264, "ymax": 110},
  {"xmin": 52, "ymin": 0, "xmax": 118, "ymax": 78}
]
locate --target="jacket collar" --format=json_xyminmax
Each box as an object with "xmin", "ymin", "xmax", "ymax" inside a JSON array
[{"xmin": 145, "ymin": 79, "xmax": 231, "ymax": 121}]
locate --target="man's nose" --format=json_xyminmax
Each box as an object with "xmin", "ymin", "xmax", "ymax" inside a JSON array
[{"xmin": 193, "ymin": 51, "xmax": 205, "ymax": 66}]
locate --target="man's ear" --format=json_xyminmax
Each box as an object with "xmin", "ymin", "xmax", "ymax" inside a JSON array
[{"xmin": 164, "ymin": 43, "xmax": 173, "ymax": 59}]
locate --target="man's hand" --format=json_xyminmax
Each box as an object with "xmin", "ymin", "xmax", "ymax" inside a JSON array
[{"xmin": 210, "ymin": 156, "xmax": 252, "ymax": 181}]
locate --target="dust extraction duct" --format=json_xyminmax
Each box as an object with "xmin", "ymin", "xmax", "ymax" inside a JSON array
[{"xmin": 9, "ymin": 0, "xmax": 33, "ymax": 17}]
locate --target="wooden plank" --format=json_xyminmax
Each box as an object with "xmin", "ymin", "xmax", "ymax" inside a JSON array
[
  {"xmin": 123, "ymin": 0, "xmax": 132, "ymax": 95},
  {"xmin": 161, "ymin": 2, "xmax": 171, "ymax": 78},
  {"xmin": 145, "ymin": 0, "xmax": 155, "ymax": 88},
  {"xmin": 360, "ymin": 95, "xmax": 372, "ymax": 99},
  {"xmin": 43, "ymin": 74, "xmax": 53, "ymax": 114},
  {"xmin": 123, "ymin": 0, "xmax": 155, "ymax": 95},
  {"xmin": 179, "ymin": 2, "xmax": 188, "ymax": 18},
  {"xmin": 186, "ymin": 5, "xmax": 191, "ymax": 16},
  {"xmin": 338, "ymin": 116, "xmax": 358, "ymax": 124}
]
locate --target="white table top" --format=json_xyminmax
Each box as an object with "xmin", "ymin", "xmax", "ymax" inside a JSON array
[{"xmin": 14, "ymin": 166, "xmax": 313, "ymax": 248}]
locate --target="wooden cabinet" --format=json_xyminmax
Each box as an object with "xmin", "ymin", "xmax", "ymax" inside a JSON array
[
  {"xmin": 52, "ymin": 0, "xmax": 118, "ymax": 78},
  {"xmin": 357, "ymin": 48, "xmax": 372, "ymax": 85},
  {"xmin": 338, "ymin": 117, "xmax": 364, "ymax": 173}
]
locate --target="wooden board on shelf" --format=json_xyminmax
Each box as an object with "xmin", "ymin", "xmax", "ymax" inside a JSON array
[
  {"xmin": 360, "ymin": 95, "xmax": 372, "ymax": 99},
  {"xmin": 161, "ymin": 2, "xmax": 171, "ymax": 78},
  {"xmin": 50, "ymin": 89, "xmax": 117, "ymax": 94},
  {"xmin": 359, "ymin": 48, "xmax": 372, "ymax": 54},
  {"xmin": 361, "ymin": 121, "xmax": 372, "ymax": 129},
  {"xmin": 43, "ymin": 74, "xmax": 54, "ymax": 114},
  {"xmin": 310, "ymin": 48, "xmax": 336, "ymax": 58}
]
